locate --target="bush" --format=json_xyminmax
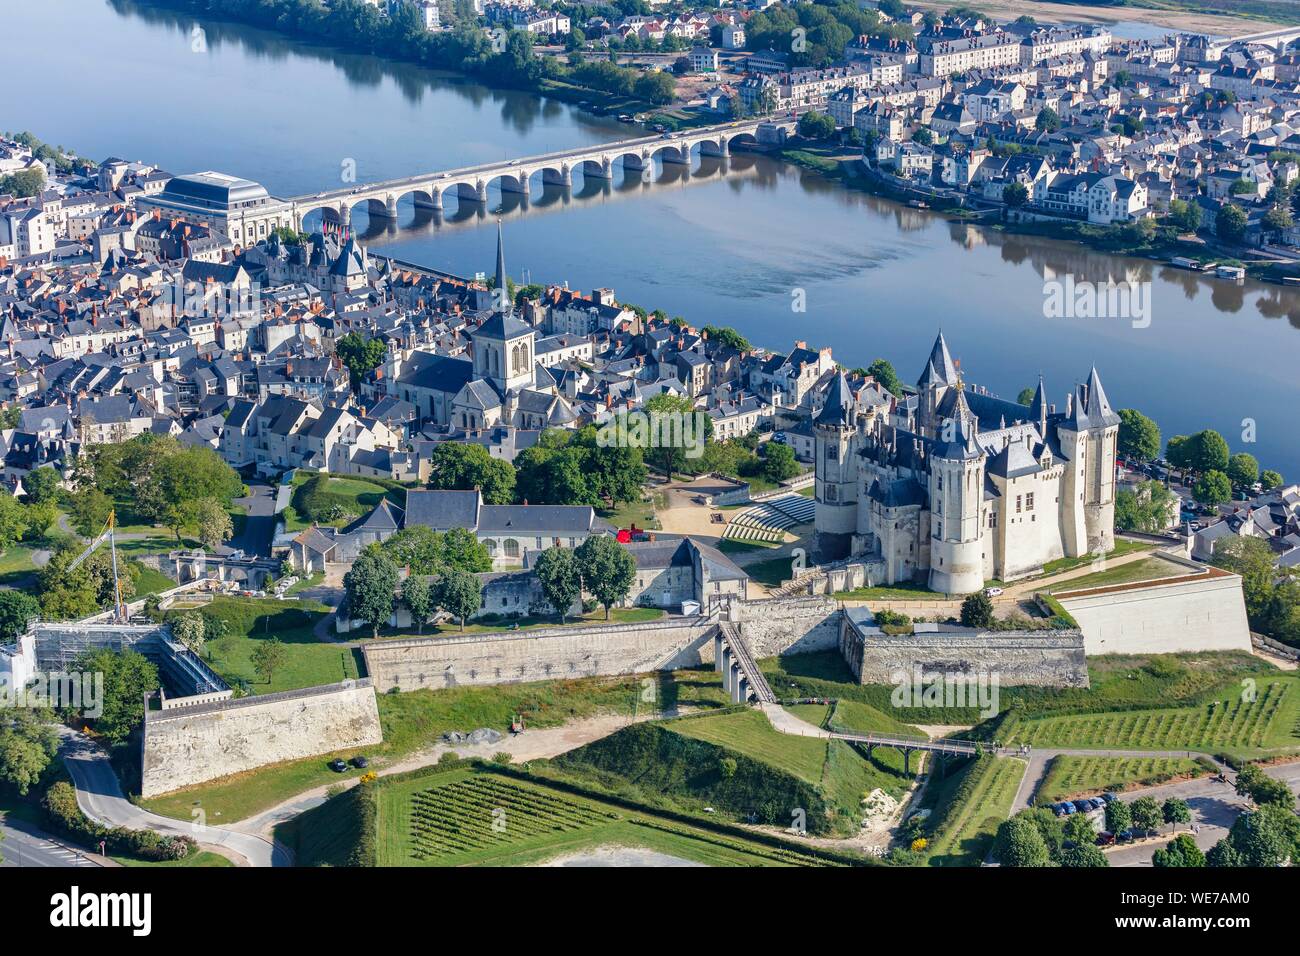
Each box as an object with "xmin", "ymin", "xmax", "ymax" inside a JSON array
[{"xmin": 42, "ymin": 780, "xmax": 197, "ymax": 862}]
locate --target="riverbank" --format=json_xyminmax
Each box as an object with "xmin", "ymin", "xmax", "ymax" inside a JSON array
[{"xmin": 908, "ymin": 0, "xmax": 1286, "ymax": 34}]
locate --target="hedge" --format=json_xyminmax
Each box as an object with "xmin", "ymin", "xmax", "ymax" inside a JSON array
[{"xmin": 42, "ymin": 781, "xmax": 197, "ymax": 862}]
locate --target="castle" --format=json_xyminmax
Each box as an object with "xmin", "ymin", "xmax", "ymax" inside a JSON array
[{"xmin": 813, "ymin": 332, "xmax": 1120, "ymax": 594}]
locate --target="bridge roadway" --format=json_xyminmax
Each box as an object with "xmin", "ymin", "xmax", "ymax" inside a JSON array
[{"xmin": 285, "ymin": 116, "xmax": 798, "ymax": 230}]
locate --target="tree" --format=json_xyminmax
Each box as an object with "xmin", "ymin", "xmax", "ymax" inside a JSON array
[
  {"xmin": 1115, "ymin": 480, "xmax": 1177, "ymax": 533},
  {"xmin": 334, "ymin": 332, "xmax": 388, "ymax": 392},
  {"xmin": 69, "ymin": 487, "xmax": 113, "ymax": 537},
  {"xmin": 1117, "ymin": 408, "xmax": 1160, "ymax": 462},
  {"xmin": 533, "ymin": 546, "xmax": 581, "ymax": 622},
  {"xmin": 993, "ymin": 815, "xmax": 1050, "ymax": 866},
  {"xmin": 251, "ymin": 638, "xmax": 288, "ymax": 686},
  {"xmin": 427, "ymin": 442, "xmax": 516, "ymax": 504},
  {"xmin": 1226, "ymin": 452, "xmax": 1259, "ymax": 489},
  {"xmin": 0, "ymin": 168, "xmax": 46, "ymax": 198},
  {"xmin": 344, "ymin": 551, "xmax": 400, "ymax": 638},
  {"xmin": 1153, "ymin": 833, "xmax": 1205, "ymax": 867},
  {"xmin": 797, "ymin": 111, "xmax": 836, "ymax": 139},
  {"xmin": 1216, "ymin": 203, "xmax": 1248, "ymax": 244},
  {"xmin": 73, "ymin": 648, "xmax": 158, "ymax": 745},
  {"xmin": 434, "ymin": 568, "xmax": 481, "ymax": 631},
  {"xmin": 1063, "ymin": 810, "xmax": 1097, "ymax": 847},
  {"xmin": 866, "ymin": 359, "xmax": 902, "ymax": 396},
  {"xmin": 22, "ymin": 466, "xmax": 61, "ymax": 505},
  {"xmin": 1193, "ymin": 470, "xmax": 1232, "ymax": 507},
  {"xmin": 170, "ymin": 612, "xmax": 207, "ymax": 655},
  {"xmin": 1035, "ymin": 107, "xmax": 1060, "ymax": 132},
  {"xmin": 912, "ymin": 126, "xmax": 934, "ymax": 146},
  {"xmin": 1261, "ymin": 469, "xmax": 1283, "ymax": 491},
  {"xmin": 699, "ymin": 326, "xmax": 752, "ymax": 352},
  {"xmin": 762, "ymin": 442, "xmax": 801, "ymax": 483},
  {"xmin": 1003, "ymin": 182, "xmax": 1029, "ymax": 207},
  {"xmin": 1016, "ymin": 387, "xmax": 1036, "ymax": 406},
  {"xmin": 1165, "ymin": 434, "xmax": 1192, "ymax": 479},
  {"xmin": 960, "ymin": 591, "xmax": 994, "ymax": 628},
  {"xmin": 0, "ymin": 591, "xmax": 40, "ymax": 642},
  {"xmin": 1130, "ymin": 796, "xmax": 1162, "ymax": 836},
  {"xmin": 1104, "ymin": 799, "xmax": 1131, "ymax": 835},
  {"xmin": 1162, "ymin": 797, "xmax": 1192, "ymax": 832},
  {"xmin": 575, "ymin": 535, "xmax": 637, "ymax": 620},
  {"xmin": 192, "ymin": 497, "xmax": 233, "ymax": 551},
  {"xmin": 640, "ymin": 393, "xmax": 708, "ymax": 481},
  {"xmin": 402, "ymin": 575, "xmax": 435, "ymax": 633},
  {"xmin": 1264, "ymin": 203, "xmax": 1294, "ymax": 237},
  {"xmin": 38, "ymin": 540, "xmax": 135, "ymax": 620},
  {"xmin": 0, "ymin": 491, "xmax": 29, "ymax": 551},
  {"xmin": 1061, "ymin": 843, "xmax": 1109, "ymax": 867},
  {"xmin": 1168, "ymin": 198, "xmax": 1201, "ymax": 233},
  {"xmin": 1218, "ymin": 802, "xmax": 1299, "ymax": 866},
  {"xmin": 1188, "ymin": 429, "xmax": 1230, "ymax": 474},
  {"xmin": 0, "ymin": 708, "xmax": 59, "ymax": 796}
]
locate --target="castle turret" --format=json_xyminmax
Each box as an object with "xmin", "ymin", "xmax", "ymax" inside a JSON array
[
  {"xmin": 927, "ymin": 388, "xmax": 986, "ymax": 595},
  {"xmin": 813, "ymin": 371, "xmax": 858, "ymax": 560},
  {"xmin": 1082, "ymin": 366, "xmax": 1120, "ymax": 553},
  {"xmin": 915, "ymin": 331, "xmax": 959, "ymax": 439}
]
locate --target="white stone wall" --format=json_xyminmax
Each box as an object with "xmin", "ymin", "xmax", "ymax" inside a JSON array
[
  {"xmin": 141, "ymin": 679, "xmax": 383, "ymax": 797},
  {"xmin": 1057, "ymin": 571, "xmax": 1252, "ymax": 656}
]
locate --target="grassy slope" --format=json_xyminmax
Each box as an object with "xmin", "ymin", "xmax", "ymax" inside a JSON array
[
  {"xmin": 198, "ymin": 596, "xmax": 353, "ymax": 694},
  {"xmin": 920, "ymin": 756, "xmax": 1025, "ymax": 867},
  {"xmin": 670, "ymin": 709, "xmax": 828, "ymax": 784}
]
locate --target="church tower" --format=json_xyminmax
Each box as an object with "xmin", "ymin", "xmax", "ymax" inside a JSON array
[
  {"xmin": 813, "ymin": 372, "xmax": 858, "ymax": 560},
  {"xmin": 927, "ymin": 387, "xmax": 986, "ymax": 595},
  {"xmin": 471, "ymin": 221, "xmax": 536, "ymax": 395}
]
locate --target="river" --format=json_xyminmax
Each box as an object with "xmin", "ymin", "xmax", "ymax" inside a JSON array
[{"xmin": 11, "ymin": 0, "xmax": 1300, "ymax": 477}]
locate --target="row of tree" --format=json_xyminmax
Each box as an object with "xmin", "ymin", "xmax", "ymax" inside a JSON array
[{"xmin": 342, "ymin": 534, "xmax": 638, "ymax": 637}]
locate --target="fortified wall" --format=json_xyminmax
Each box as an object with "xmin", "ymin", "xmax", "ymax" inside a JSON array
[
  {"xmin": 1055, "ymin": 562, "xmax": 1252, "ymax": 656},
  {"xmin": 361, "ymin": 596, "xmax": 844, "ymax": 692},
  {"xmin": 140, "ymin": 678, "xmax": 383, "ymax": 797}
]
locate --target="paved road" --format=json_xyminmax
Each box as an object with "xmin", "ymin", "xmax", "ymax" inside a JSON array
[
  {"xmin": 227, "ymin": 481, "xmax": 277, "ymax": 558},
  {"xmin": 1106, "ymin": 762, "xmax": 1300, "ymax": 867},
  {"xmin": 1, "ymin": 816, "xmax": 102, "ymax": 868},
  {"xmin": 59, "ymin": 728, "xmax": 291, "ymax": 867}
]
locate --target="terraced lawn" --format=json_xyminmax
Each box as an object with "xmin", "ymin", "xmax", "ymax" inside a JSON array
[
  {"xmin": 923, "ymin": 756, "xmax": 1025, "ymax": 867},
  {"xmin": 670, "ymin": 709, "xmax": 828, "ymax": 784},
  {"xmin": 1000, "ymin": 678, "xmax": 1299, "ymax": 756},
  {"xmin": 1037, "ymin": 756, "xmax": 1212, "ymax": 803},
  {"xmin": 1048, "ymin": 556, "xmax": 1186, "ymax": 593}
]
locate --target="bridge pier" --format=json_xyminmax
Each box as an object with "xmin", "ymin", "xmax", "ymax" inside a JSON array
[
  {"xmin": 587, "ymin": 158, "xmax": 614, "ymax": 181},
  {"xmin": 541, "ymin": 166, "xmax": 572, "ymax": 188},
  {"xmin": 734, "ymin": 673, "xmax": 749, "ymax": 704},
  {"xmin": 660, "ymin": 145, "xmax": 691, "ymax": 166},
  {"xmin": 368, "ymin": 195, "xmax": 399, "ymax": 220},
  {"xmin": 413, "ymin": 188, "xmax": 441, "ymax": 211},
  {"xmin": 499, "ymin": 175, "xmax": 528, "ymax": 195}
]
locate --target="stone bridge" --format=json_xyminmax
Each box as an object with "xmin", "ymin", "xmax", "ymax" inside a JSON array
[
  {"xmin": 285, "ymin": 118, "xmax": 796, "ymax": 231},
  {"xmin": 714, "ymin": 622, "xmax": 776, "ymax": 704},
  {"xmin": 166, "ymin": 551, "xmax": 282, "ymax": 590}
]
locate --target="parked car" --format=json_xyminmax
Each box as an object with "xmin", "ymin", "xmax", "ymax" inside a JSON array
[
  {"xmin": 985, "ymin": 587, "xmax": 1004, "ymax": 597},
  {"xmin": 350, "ymin": 756, "xmax": 369, "ymax": 769},
  {"xmin": 1096, "ymin": 831, "xmax": 1116, "ymax": 846},
  {"xmin": 1101, "ymin": 792, "xmax": 1117, "ymax": 804},
  {"xmin": 328, "ymin": 759, "xmax": 348, "ymax": 773},
  {"xmin": 1061, "ymin": 802, "xmax": 1076, "ymax": 815}
]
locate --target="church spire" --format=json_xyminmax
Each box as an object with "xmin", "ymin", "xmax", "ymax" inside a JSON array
[{"xmin": 494, "ymin": 218, "xmax": 507, "ymax": 294}]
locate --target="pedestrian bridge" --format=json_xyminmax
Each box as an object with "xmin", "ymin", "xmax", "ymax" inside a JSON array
[
  {"xmin": 714, "ymin": 623, "xmax": 777, "ymax": 705},
  {"xmin": 286, "ymin": 118, "xmax": 796, "ymax": 231}
]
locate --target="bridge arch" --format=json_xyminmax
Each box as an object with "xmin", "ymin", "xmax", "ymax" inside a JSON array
[{"xmin": 726, "ymin": 131, "xmax": 760, "ymax": 153}]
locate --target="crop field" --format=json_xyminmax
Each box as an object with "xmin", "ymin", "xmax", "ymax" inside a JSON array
[
  {"xmin": 375, "ymin": 768, "xmax": 850, "ymax": 867},
  {"xmin": 1037, "ymin": 756, "xmax": 1211, "ymax": 803},
  {"xmin": 1001, "ymin": 679, "xmax": 1296, "ymax": 754},
  {"xmin": 922, "ymin": 756, "xmax": 1025, "ymax": 867}
]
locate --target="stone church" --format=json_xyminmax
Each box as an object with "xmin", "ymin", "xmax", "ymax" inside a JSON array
[{"xmin": 814, "ymin": 332, "xmax": 1120, "ymax": 594}]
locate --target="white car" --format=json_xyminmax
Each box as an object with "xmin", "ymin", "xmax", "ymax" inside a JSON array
[{"xmin": 984, "ymin": 587, "xmax": 1004, "ymax": 597}]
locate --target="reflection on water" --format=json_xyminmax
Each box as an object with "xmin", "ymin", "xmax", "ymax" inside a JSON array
[{"xmin": 14, "ymin": 1, "xmax": 1300, "ymax": 475}]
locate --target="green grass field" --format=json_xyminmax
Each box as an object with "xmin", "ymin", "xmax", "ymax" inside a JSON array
[
  {"xmin": 745, "ymin": 556, "xmax": 798, "ymax": 587},
  {"xmin": 284, "ymin": 473, "xmax": 399, "ymax": 531},
  {"xmin": 0, "ymin": 544, "xmax": 38, "ymax": 586},
  {"xmin": 197, "ymin": 596, "xmax": 353, "ymax": 694},
  {"xmin": 1037, "ymin": 756, "xmax": 1212, "ymax": 803},
  {"xmin": 920, "ymin": 756, "xmax": 1025, "ymax": 867},
  {"xmin": 1001, "ymin": 677, "xmax": 1299, "ymax": 757},
  {"xmin": 115, "ymin": 851, "xmax": 235, "ymax": 868},
  {"xmin": 1049, "ymin": 555, "xmax": 1188, "ymax": 593}
]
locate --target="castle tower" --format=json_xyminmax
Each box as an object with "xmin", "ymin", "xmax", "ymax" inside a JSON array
[
  {"xmin": 813, "ymin": 371, "xmax": 858, "ymax": 560},
  {"xmin": 927, "ymin": 388, "xmax": 986, "ymax": 595},
  {"xmin": 1082, "ymin": 367, "xmax": 1120, "ymax": 553},
  {"xmin": 1055, "ymin": 385, "xmax": 1091, "ymax": 559},
  {"xmin": 472, "ymin": 222, "xmax": 536, "ymax": 395},
  {"xmin": 915, "ymin": 331, "xmax": 959, "ymax": 439}
]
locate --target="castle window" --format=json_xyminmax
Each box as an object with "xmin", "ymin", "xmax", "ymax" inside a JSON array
[
  {"xmin": 827, "ymin": 444, "xmax": 837, "ymax": 461},
  {"xmin": 1026, "ymin": 493, "xmax": 1035, "ymax": 510},
  {"xmin": 1016, "ymin": 494, "xmax": 1022, "ymax": 513}
]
